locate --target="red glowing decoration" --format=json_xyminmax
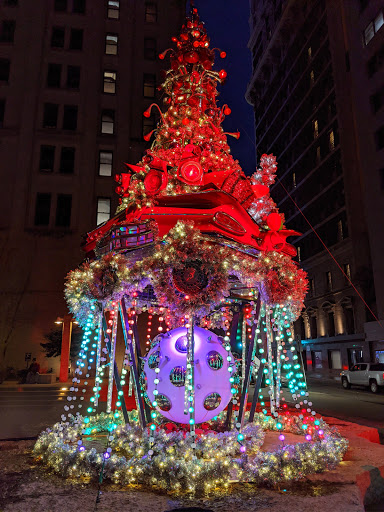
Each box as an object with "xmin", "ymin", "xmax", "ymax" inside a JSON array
[
  {"xmin": 184, "ymin": 51, "xmax": 199, "ymax": 63},
  {"xmin": 220, "ymin": 51, "xmax": 226, "ymax": 58},
  {"xmin": 144, "ymin": 170, "xmax": 168, "ymax": 195},
  {"xmin": 178, "ymin": 160, "xmax": 203, "ymax": 185},
  {"xmin": 219, "ymin": 69, "xmax": 227, "ymax": 79},
  {"xmin": 223, "ymin": 107, "xmax": 231, "ymax": 116},
  {"xmin": 267, "ymin": 212, "xmax": 283, "ymax": 231},
  {"xmin": 252, "ymin": 184, "xmax": 269, "ymax": 199}
]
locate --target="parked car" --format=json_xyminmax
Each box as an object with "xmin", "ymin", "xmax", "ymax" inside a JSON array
[{"xmin": 340, "ymin": 363, "xmax": 384, "ymax": 393}]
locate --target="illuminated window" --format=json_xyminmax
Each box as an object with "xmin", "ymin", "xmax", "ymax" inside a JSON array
[
  {"xmin": 97, "ymin": 197, "xmax": 111, "ymax": 225},
  {"xmin": 329, "ymin": 129, "xmax": 335, "ymax": 150},
  {"xmin": 326, "ymin": 271, "xmax": 332, "ymax": 292},
  {"xmin": 310, "ymin": 69, "xmax": 315, "ymax": 86},
  {"xmin": 307, "ymin": 46, "xmax": 312, "ymax": 60},
  {"xmin": 143, "ymin": 73, "xmax": 156, "ymax": 97},
  {"xmin": 98, "ymin": 150, "xmax": 113, "ymax": 176},
  {"xmin": 313, "ymin": 119, "xmax": 319, "ymax": 139},
  {"xmin": 363, "ymin": 10, "xmax": 384, "ymax": 45},
  {"xmin": 105, "ymin": 33, "xmax": 118, "ymax": 55},
  {"xmin": 337, "ymin": 219, "xmax": 344, "ymax": 241},
  {"xmin": 297, "ymin": 246, "xmax": 301, "ymax": 262},
  {"xmin": 101, "ymin": 110, "xmax": 114, "ymax": 134},
  {"xmin": 292, "ymin": 172, "xmax": 296, "ymax": 188},
  {"xmin": 145, "ymin": 3, "xmax": 157, "ymax": 23},
  {"xmin": 343, "ymin": 263, "xmax": 351, "ymax": 285},
  {"xmin": 103, "ymin": 70, "xmax": 116, "ymax": 93},
  {"xmin": 107, "ymin": 0, "xmax": 119, "ymax": 19}
]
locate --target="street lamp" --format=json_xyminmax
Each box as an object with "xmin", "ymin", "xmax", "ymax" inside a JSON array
[{"xmin": 56, "ymin": 314, "xmax": 78, "ymax": 382}]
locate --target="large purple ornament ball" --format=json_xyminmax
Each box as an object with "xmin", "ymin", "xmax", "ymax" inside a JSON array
[{"xmin": 143, "ymin": 326, "xmax": 234, "ymax": 424}]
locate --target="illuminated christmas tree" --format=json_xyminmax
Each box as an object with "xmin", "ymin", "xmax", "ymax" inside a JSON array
[{"xmin": 34, "ymin": 7, "xmax": 348, "ymax": 495}]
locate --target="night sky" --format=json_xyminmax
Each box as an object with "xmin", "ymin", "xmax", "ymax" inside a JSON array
[{"xmin": 191, "ymin": 0, "xmax": 257, "ymax": 174}]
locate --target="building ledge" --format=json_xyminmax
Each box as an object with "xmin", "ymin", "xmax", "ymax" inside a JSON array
[{"xmin": 301, "ymin": 333, "xmax": 365, "ymax": 345}]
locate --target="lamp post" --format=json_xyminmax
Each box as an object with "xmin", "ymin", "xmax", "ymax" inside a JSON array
[{"xmin": 57, "ymin": 314, "xmax": 77, "ymax": 383}]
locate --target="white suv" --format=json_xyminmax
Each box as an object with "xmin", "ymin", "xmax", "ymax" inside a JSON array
[{"xmin": 341, "ymin": 363, "xmax": 384, "ymax": 393}]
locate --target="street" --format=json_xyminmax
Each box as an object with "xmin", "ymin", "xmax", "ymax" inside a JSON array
[{"xmin": 0, "ymin": 378, "xmax": 383, "ymax": 440}]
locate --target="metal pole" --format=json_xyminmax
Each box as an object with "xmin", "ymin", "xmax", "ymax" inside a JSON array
[
  {"xmin": 237, "ymin": 294, "xmax": 261, "ymax": 428},
  {"xmin": 101, "ymin": 315, "xmax": 129, "ymax": 425},
  {"xmin": 119, "ymin": 299, "xmax": 147, "ymax": 428}
]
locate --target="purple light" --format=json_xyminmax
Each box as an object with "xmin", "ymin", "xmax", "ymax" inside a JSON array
[
  {"xmin": 305, "ymin": 434, "xmax": 312, "ymax": 441},
  {"xmin": 239, "ymin": 445, "xmax": 246, "ymax": 453},
  {"xmin": 279, "ymin": 434, "xmax": 285, "ymax": 442},
  {"xmin": 103, "ymin": 452, "xmax": 110, "ymax": 459},
  {"xmin": 318, "ymin": 429, "xmax": 324, "ymax": 436},
  {"xmin": 79, "ymin": 446, "xmax": 85, "ymax": 452}
]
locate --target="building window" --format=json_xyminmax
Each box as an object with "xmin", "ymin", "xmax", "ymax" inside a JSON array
[
  {"xmin": 337, "ymin": 219, "xmax": 344, "ymax": 241},
  {"xmin": 99, "ymin": 150, "xmax": 113, "ymax": 176},
  {"xmin": 145, "ymin": 3, "xmax": 157, "ymax": 23},
  {"xmin": 143, "ymin": 73, "xmax": 156, "ymax": 97},
  {"xmin": 310, "ymin": 316, "xmax": 317, "ymax": 339},
  {"xmin": 363, "ymin": 10, "xmax": 384, "ymax": 46},
  {"xmin": 0, "ymin": 58, "xmax": 10, "ymax": 82},
  {"xmin": 54, "ymin": 0, "xmax": 67, "ymax": 11},
  {"xmin": 107, "ymin": 0, "xmax": 120, "ymax": 19},
  {"xmin": 101, "ymin": 109, "xmax": 115, "ymax": 134},
  {"xmin": 34, "ymin": 193, "xmax": 51, "ymax": 226},
  {"xmin": 66, "ymin": 65, "xmax": 80, "ymax": 89},
  {"xmin": 39, "ymin": 145, "xmax": 55, "ymax": 172},
  {"xmin": 307, "ymin": 46, "xmax": 312, "ymax": 61},
  {"xmin": 5, "ymin": 0, "xmax": 18, "ymax": 5},
  {"xmin": 312, "ymin": 119, "xmax": 319, "ymax": 139},
  {"xmin": 326, "ymin": 271, "xmax": 332, "ymax": 292},
  {"xmin": 316, "ymin": 146, "xmax": 321, "ymax": 165},
  {"xmin": 105, "ymin": 33, "xmax": 118, "ymax": 55},
  {"xmin": 59, "ymin": 147, "xmax": 75, "ymax": 173},
  {"xmin": 370, "ymin": 85, "xmax": 384, "ymax": 113},
  {"xmin": 308, "ymin": 278, "xmax": 315, "ymax": 297},
  {"xmin": 144, "ymin": 38, "xmax": 157, "ymax": 60},
  {"xmin": 297, "ymin": 246, "xmax": 301, "ymax": 262},
  {"xmin": 343, "ymin": 263, "xmax": 351, "ymax": 285},
  {"xmin": 55, "ymin": 194, "xmax": 72, "ymax": 227},
  {"xmin": 0, "ymin": 20, "xmax": 16, "ymax": 42},
  {"xmin": 46, "ymin": 63, "xmax": 62, "ymax": 88},
  {"xmin": 69, "ymin": 28, "xmax": 83, "ymax": 50},
  {"xmin": 328, "ymin": 129, "xmax": 335, "ymax": 150},
  {"xmin": 375, "ymin": 125, "xmax": 384, "ymax": 150},
  {"xmin": 63, "ymin": 105, "xmax": 78, "ymax": 130},
  {"xmin": 103, "ymin": 70, "xmax": 116, "ymax": 94},
  {"xmin": 328, "ymin": 349, "xmax": 341, "ymax": 368},
  {"xmin": 310, "ymin": 69, "xmax": 315, "ymax": 86},
  {"xmin": 292, "ymin": 172, "xmax": 296, "ymax": 188},
  {"xmin": 311, "ymin": 351, "xmax": 322, "ymax": 369},
  {"xmin": 51, "ymin": 27, "xmax": 65, "ymax": 48},
  {"xmin": 73, "ymin": 0, "xmax": 86, "ymax": 14},
  {"xmin": 0, "ymin": 99, "xmax": 5, "ymax": 126},
  {"xmin": 43, "ymin": 103, "xmax": 58, "ymax": 128},
  {"xmin": 143, "ymin": 116, "xmax": 156, "ymax": 139},
  {"xmin": 97, "ymin": 197, "xmax": 111, "ymax": 225}
]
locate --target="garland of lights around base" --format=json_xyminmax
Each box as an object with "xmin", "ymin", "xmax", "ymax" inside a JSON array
[{"xmin": 34, "ymin": 8, "xmax": 348, "ymax": 494}]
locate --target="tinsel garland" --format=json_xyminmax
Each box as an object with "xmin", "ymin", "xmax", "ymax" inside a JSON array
[
  {"xmin": 65, "ymin": 222, "xmax": 307, "ymax": 326},
  {"xmin": 33, "ymin": 411, "xmax": 348, "ymax": 494}
]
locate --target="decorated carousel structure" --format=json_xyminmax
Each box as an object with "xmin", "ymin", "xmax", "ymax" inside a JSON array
[{"xmin": 34, "ymin": 8, "xmax": 348, "ymax": 493}]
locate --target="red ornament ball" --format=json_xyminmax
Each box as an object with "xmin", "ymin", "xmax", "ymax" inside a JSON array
[
  {"xmin": 219, "ymin": 69, "xmax": 227, "ymax": 79},
  {"xmin": 267, "ymin": 212, "xmax": 283, "ymax": 231},
  {"xmin": 185, "ymin": 51, "xmax": 199, "ymax": 63},
  {"xmin": 144, "ymin": 170, "xmax": 167, "ymax": 195},
  {"xmin": 224, "ymin": 107, "xmax": 231, "ymax": 115},
  {"xmin": 178, "ymin": 160, "xmax": 203, "ymax": 185},
  {"xmin": 220, "ymin": 51, "xmax": 227, "ymax": 58}
]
